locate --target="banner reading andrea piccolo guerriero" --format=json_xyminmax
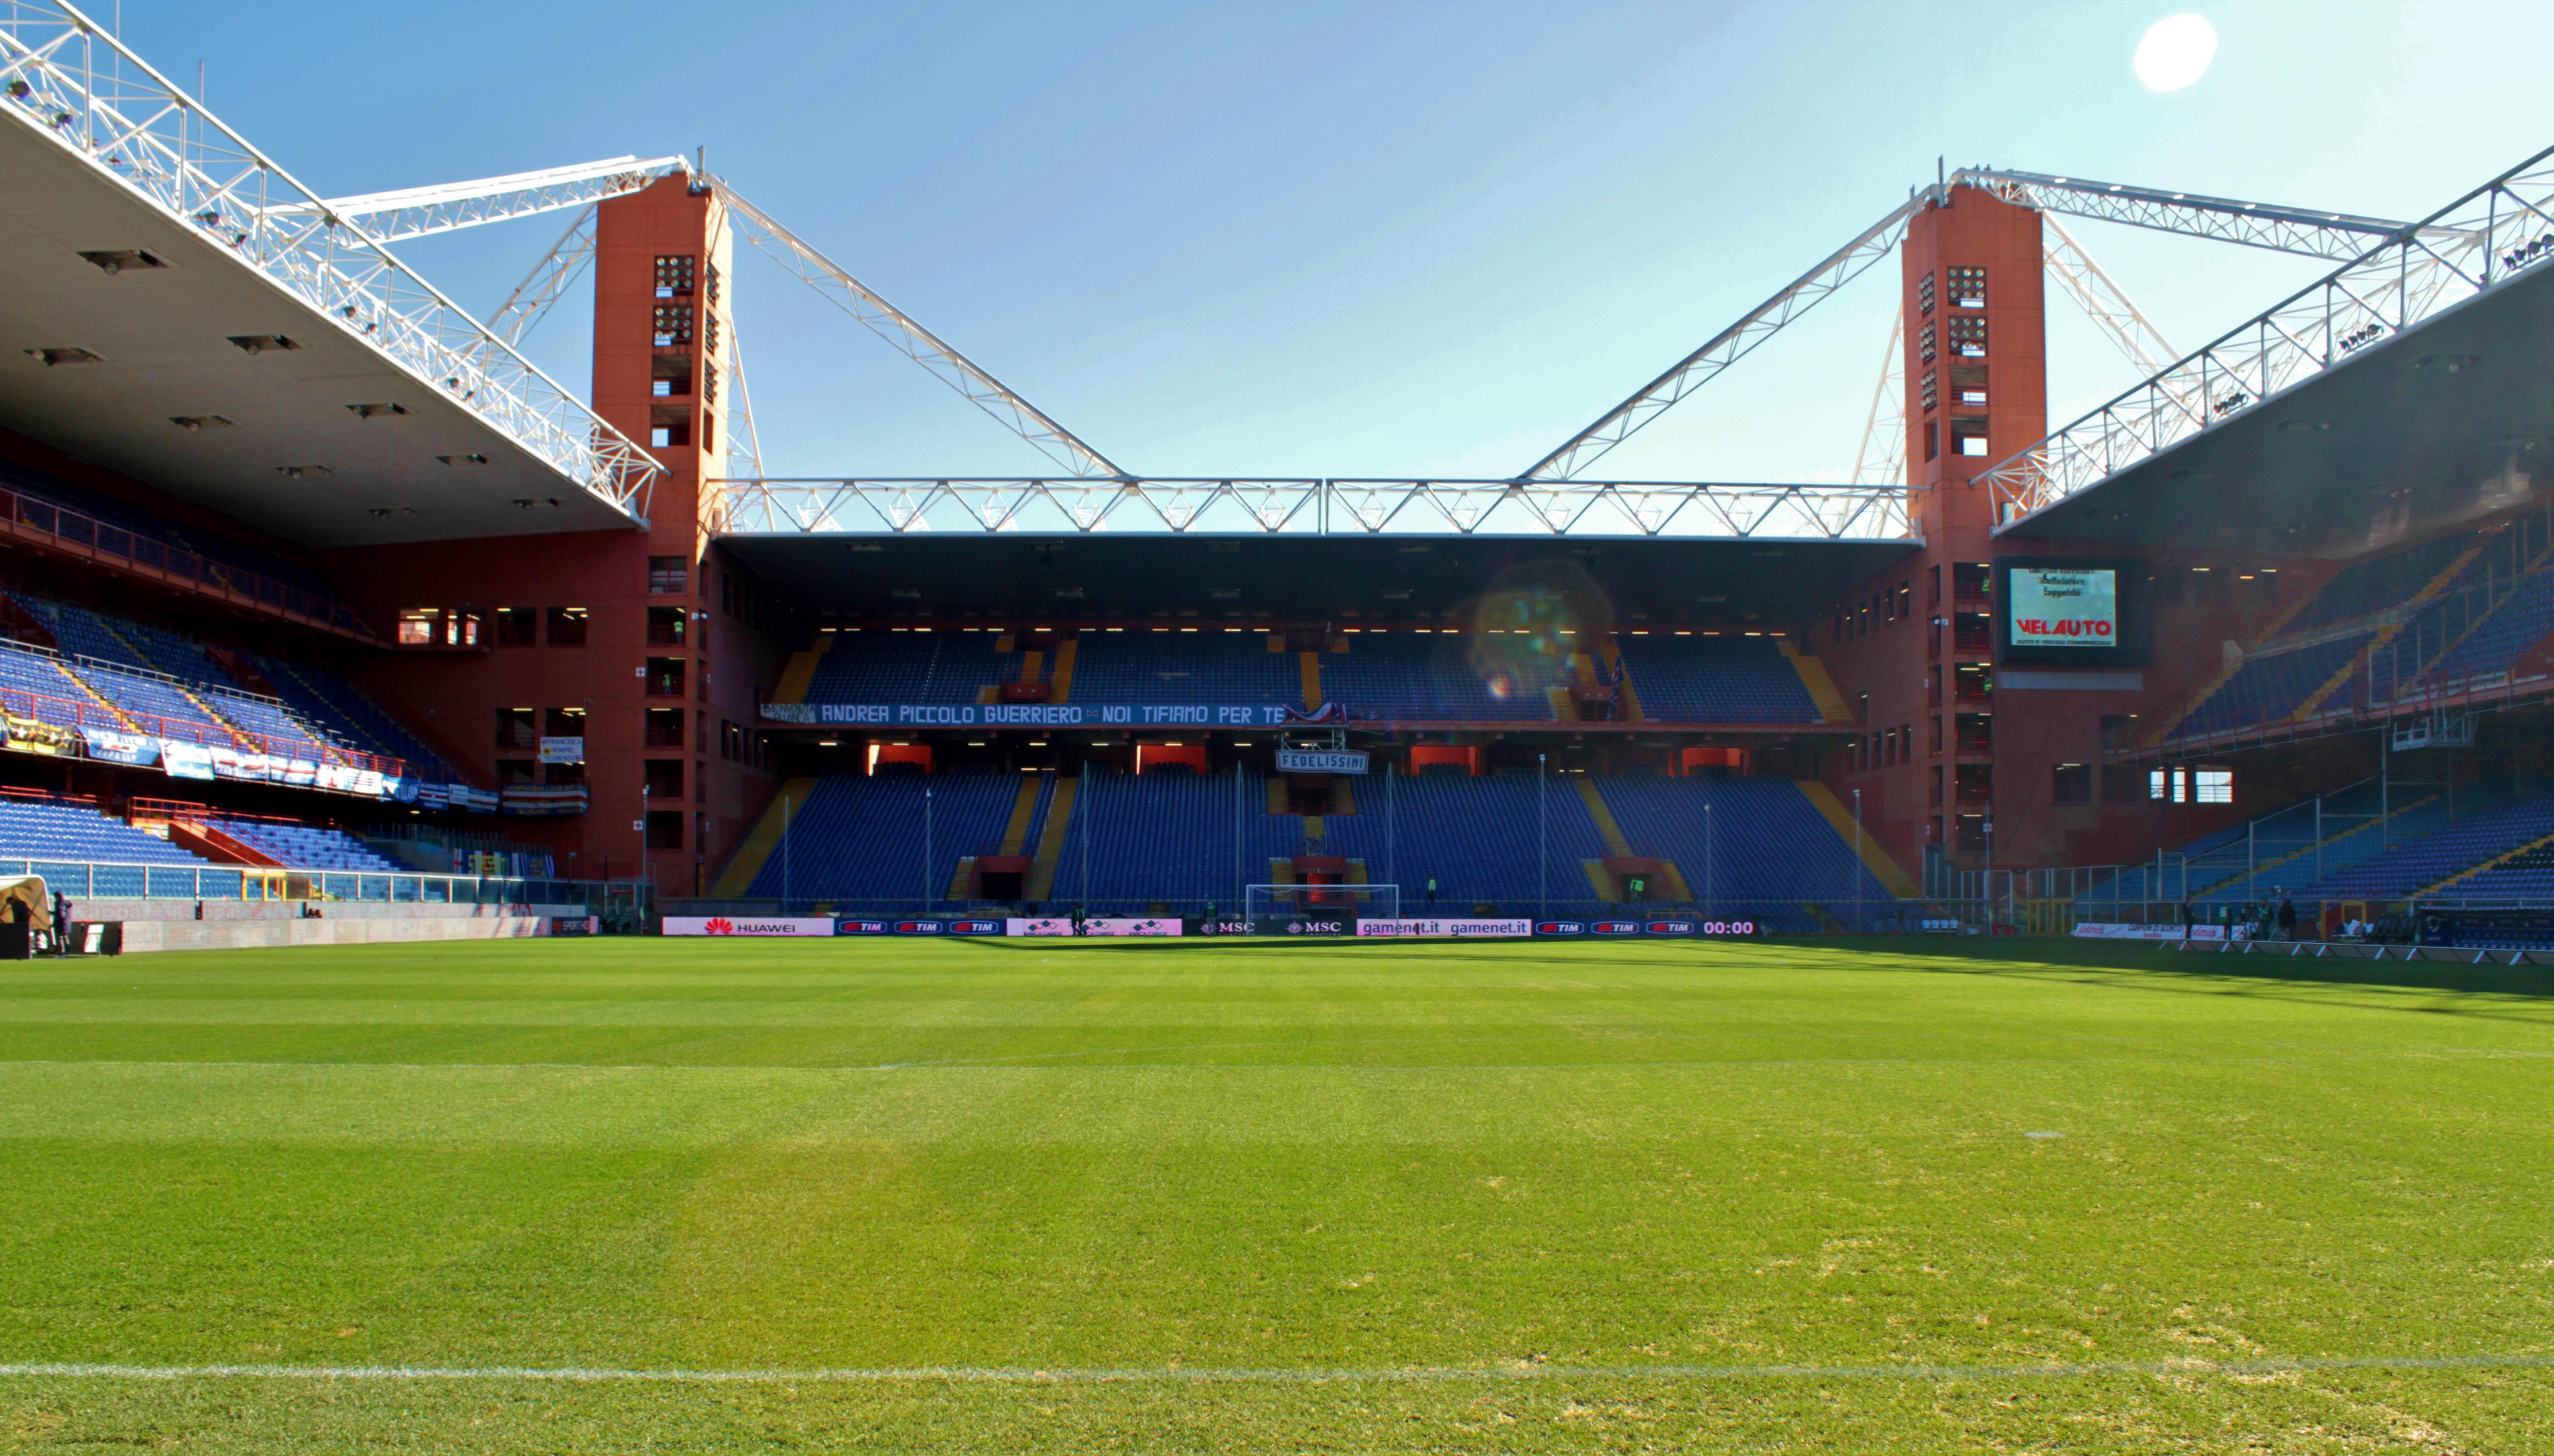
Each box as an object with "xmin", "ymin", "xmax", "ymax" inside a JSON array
[{"xmin": 764, "ymin": 702, "xmax": 1299, "ymax": 728}]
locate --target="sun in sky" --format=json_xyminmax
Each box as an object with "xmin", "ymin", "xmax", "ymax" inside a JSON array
[{"xmin": 2134, "ymin": 13, "xmax": 2219, "ymax": 92}]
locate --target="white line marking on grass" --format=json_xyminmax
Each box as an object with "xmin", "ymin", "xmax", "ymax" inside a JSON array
[
  {"xmin": 3, "ymin": 1355, "xmax": 2551, "ymax": 1385},
  {"xmin": 6, "ymin": 1043, "xmax": 2547, "ymax": 1076}
]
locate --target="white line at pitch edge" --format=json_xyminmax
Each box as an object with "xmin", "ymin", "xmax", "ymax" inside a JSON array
[{"xmin": 2, "ymin": 1355, "xmax": 2549, "ymax": 1385}]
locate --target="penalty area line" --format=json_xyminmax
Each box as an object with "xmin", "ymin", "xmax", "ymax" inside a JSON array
[{"xmin": 2, "ymin": 1355, "xmax": 2551, "ymax": 1385}]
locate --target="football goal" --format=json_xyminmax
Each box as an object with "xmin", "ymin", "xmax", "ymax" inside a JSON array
[{"xmin": 1245, "ymin": 882, "xmax": 1399, "ymax": 926}]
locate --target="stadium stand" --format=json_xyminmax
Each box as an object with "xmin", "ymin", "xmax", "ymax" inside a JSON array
[
  {"xmin": 251, "ymin": 658, "xmax": 454, "ymax": 780},
  {"xmin": 1068, "ymin": 631, "xmax": 1299, "ymax": 703},
  {"xmin": 1595, "ymin": 776, "xmax": 1892, "ymax": 926},
  {"xmin": 1049, "ymin": 767, "xmax": 1327, "ymax": 904},
  {"xmin": 1315, "ymin": 634, "xmax": 1567, "ymax": 720},
  {"xmin": 0, "ymin": 460, "xmax": 342, "ymax": 605},
  {"xmin": 2422, "ymin": 568, "xmax": 2554, "ymax": 681},
  {"xmin": 2293, "ymin": 789, "xmax": 2554, "ymax": 903},
  {"xmin": 745, "ymin": 770, "xmax": 1027, "ymax": 901},
  {"xmin": 1614, "ymin": 633, "xmax": 1823, "ymax": 723},
  {"xmin": 206, "ymin": 819, "xmax": 401, "ymax": 872},
  {"xmin": 2175, "ymin": 631, "xmax": 2373, "ymax": 736},
  {"xmin": 802, "ymin": 629, "xmax": 1014, "ymax": 704},
  {"xmin": 735, "ymin": 764, "xmax": 1900, "ymax": 922},
  {"xmin": 2443, "ymin": 838, "xmax": 2554, "ymax": 901},
  {"xmin": 0, "ymin": 640, "xmax": 104, "ymax": 728},
  {"xmin": 0, "ymin": 586, "xmax": 464, "ymax": 785},
  {"xmin": 0, "ymin": 795, "xmax": 208, "ymax": 866},
  {"xmin": 2285, "ymin": 533, "xmax": 2477, "ymax": 632}
]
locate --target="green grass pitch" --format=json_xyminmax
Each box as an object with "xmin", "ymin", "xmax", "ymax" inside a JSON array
[{"xmin": 3, "ymin": 935, "xmax": 2553, "ymax": 1452}]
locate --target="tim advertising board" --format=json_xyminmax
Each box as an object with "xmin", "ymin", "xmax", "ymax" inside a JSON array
[
  {"xmin": 663, "ymin": 916, "xmax": 835, "ymax": 937},
  {"xmin": 1996, "ymin": 557, "xmax": 2148, "ymax": 666}
]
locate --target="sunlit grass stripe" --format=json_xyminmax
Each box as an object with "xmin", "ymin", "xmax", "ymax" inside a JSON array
[{"xmin": 7, "ymin": 1355, "xmax": 2552, "ymax": 1385}]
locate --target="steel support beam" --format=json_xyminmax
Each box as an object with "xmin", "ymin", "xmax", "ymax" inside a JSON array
[
  {"xmin": 1982, "ymin": 144, "xmax": 2554, "ymax": 527},
  {"xmin": 1518, "ymin": 194, "xmax": 1926, "ymax": 482},
  {"xmin": 286, "ymin": 154, "xmax": 689, "ymax": 243},
  {"xmin": 1961, "ymin": 167, "xmax": 2447, "ymax": 261},
  {"xmin": 712, "ymin": 183, "xmax": 1126, "ymax": 480},
  {"xmin": 707, "ymin": 477, "xmax": 1915, "ymax": 541},
  {"xmin": 0, "ymin": 1, "xmax": 661, "ymax": 518}
]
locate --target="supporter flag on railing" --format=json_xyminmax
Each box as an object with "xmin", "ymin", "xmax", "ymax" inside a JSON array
[
  {"xmin": 159, "ymin": 740, "xmax": 215, "ymax": 780},
  {"xmin": 1283, "ymin": 702, "xmax": 1349, "ymax": 725},
  {"xmin": 77, "ymin": 728, "xmax": 157, "ymax": 766},
  {"xmin": 3, "ymin": 714, "xmax": 73, "ymax": 757}
]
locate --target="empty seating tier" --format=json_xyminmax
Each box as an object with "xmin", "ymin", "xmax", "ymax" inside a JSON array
[
  {"xmin": 1068, "ymin": 632, "xmax": 1298, "ymax": 703},
  {"xmin": 1616, "ymin": 635, "xmax": 1821, "ymax": 722}
]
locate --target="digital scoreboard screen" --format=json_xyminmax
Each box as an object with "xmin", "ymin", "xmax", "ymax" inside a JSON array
[
  {"xmin": 1995, "ymin": 558, "xmax": 2147, "ymax": 666},
  {"xmin": 2008, "ymin": 566, "xmax": 2116, "ymax": 648}
]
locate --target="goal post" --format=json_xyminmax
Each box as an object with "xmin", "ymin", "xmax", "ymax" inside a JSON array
[{"xmin": 1246, "ymin": 883, "xmax": 1398, "ymax": 925}]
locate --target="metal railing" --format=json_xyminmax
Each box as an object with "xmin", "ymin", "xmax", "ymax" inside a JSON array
[
  {"xmin": 5, "ymin": 855, "xmax": 645, "ymax": 911},
  {"xmin": 1, "ymin": 673, "xmax": 412, "ymax": 781},
  {"xmin": 1, "ymin": 484, "xmax": 370, "ymax": 636}
]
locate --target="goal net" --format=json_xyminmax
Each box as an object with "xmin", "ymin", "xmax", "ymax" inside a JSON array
[{"xmin": 1246, "ymin": 882, "xmax": 1398, "ymax": 926}]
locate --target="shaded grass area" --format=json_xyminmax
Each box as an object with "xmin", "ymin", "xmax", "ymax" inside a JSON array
[{"xmin": 3, "ymin": 935, "xmax": 2552, "ymax": 1451}]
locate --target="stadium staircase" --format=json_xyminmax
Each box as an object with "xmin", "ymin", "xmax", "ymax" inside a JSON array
[
  {"xmin": 709, "ymin": 776, "xmax": 818, "ymax": 896},
  {"xmin": 2186, "ymin": 790, "xmax": 2442, "ymax": 902},
  {"xmin": 1048, "ymin": 636, "xmax": 1078, "ymax": 699},
  {"xmin": 1300, "ymin": 649, "xmax": 1323, "ymax": 708},
  {"xmin": 2288, "ymin": 536, "xmax": 2491, "ymax": 720},
  {"xmin": 2422, "ymin": 826, "xmax": 2554, "ymax": 897},
  {"xmin": 1796, "ymin": 781, "xmax": 1921, "ymax": 898},
  {"xmin": 165, "ymin": 819, "xmax": 281, "ymax": 867},
  {"xmin": 1596, "ymin": 639, "xmax": 1645, "ymax": 722},
  {"xmin": 1777, "ymin": 639, "xmax": 1856, "ymax": 724},
  {"xmin": 770, "ymin": 641, "xmax": 829, "ymax": 705},
  {"xmin": 1569, "ymin": 776, "xmax": 1691, "ymax": 901},
  {"xmin": 1026, "ymin": 773, "xmax": 1080, "ymax": 900}
]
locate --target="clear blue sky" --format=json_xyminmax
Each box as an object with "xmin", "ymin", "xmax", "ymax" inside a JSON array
[{"xmin": 117, "ymin": 0, "xmax": 2554, "ymax": 482}]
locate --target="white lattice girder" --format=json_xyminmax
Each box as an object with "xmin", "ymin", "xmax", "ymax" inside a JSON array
[
  {"xmin": 707, "ymin": 478, "xmax": 1914, "ymax": 541},
  {"xmin": 1849, "ymin": 308, "xmax": 1906, "ymax": 489},
  {"xmin": 486, "ymin": 203, "xmax": 598, "ymax": 347},
  {"xmin": 1962, "ymin": 168, "xmax": 2441, "ymax": 261},
  {"xmin": 0, "ymin": 2, "xmax": 660, "ymax": 519},
  {"xmin": 287, "ymin": 155, "xmax": 689, "ymax": 243},
  {"xmin": 1521, "ymin": 167, "xmax": 2444, "ymax": 485},
  {"xmin": 1518, "ymin": 194, "xmax": 1925, "ymax": 482},
  {"xmin": 1981, "ymin": 144, "xmax": 2554, "ymax": 527},
  {"xmin": 712, "ymin": 183, "xmax": 1126, "ymax": 481}
]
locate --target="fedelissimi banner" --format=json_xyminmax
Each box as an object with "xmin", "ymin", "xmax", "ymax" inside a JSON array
[
  {"xmin": 765, "ymin": 701, "xmax": 1298, "ymax": 728},
  {"xmin": 1354, "ymin": 919, "xmax": 1534, "ymax": 938}
]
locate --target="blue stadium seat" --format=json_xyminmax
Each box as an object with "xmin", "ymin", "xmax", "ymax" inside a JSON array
[
  {"xmin": 1068, "ymin": 630, "xmax": 1299, "ymax": 703},
  {"xmin": 1316, "ymin": 633, "xmax": 1565, "ymax": 720},
  {"xmin": 0, "ymin": 797, "xmax": 209, "ymax": 866},
  {"xmin": 747, "ymin": 771, "xmax": 1030, "ymax": 902},
  {"xmin": 805, "ymin": 629, "xmax": 1011, "ymax": 703},
  {"xmin": 208, "ymin": 820, "xmax": 400, "ymax": 872},
  {"xmin": 1615, "ymin": 633, "xmax": 1821, "ymax": 723}
]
